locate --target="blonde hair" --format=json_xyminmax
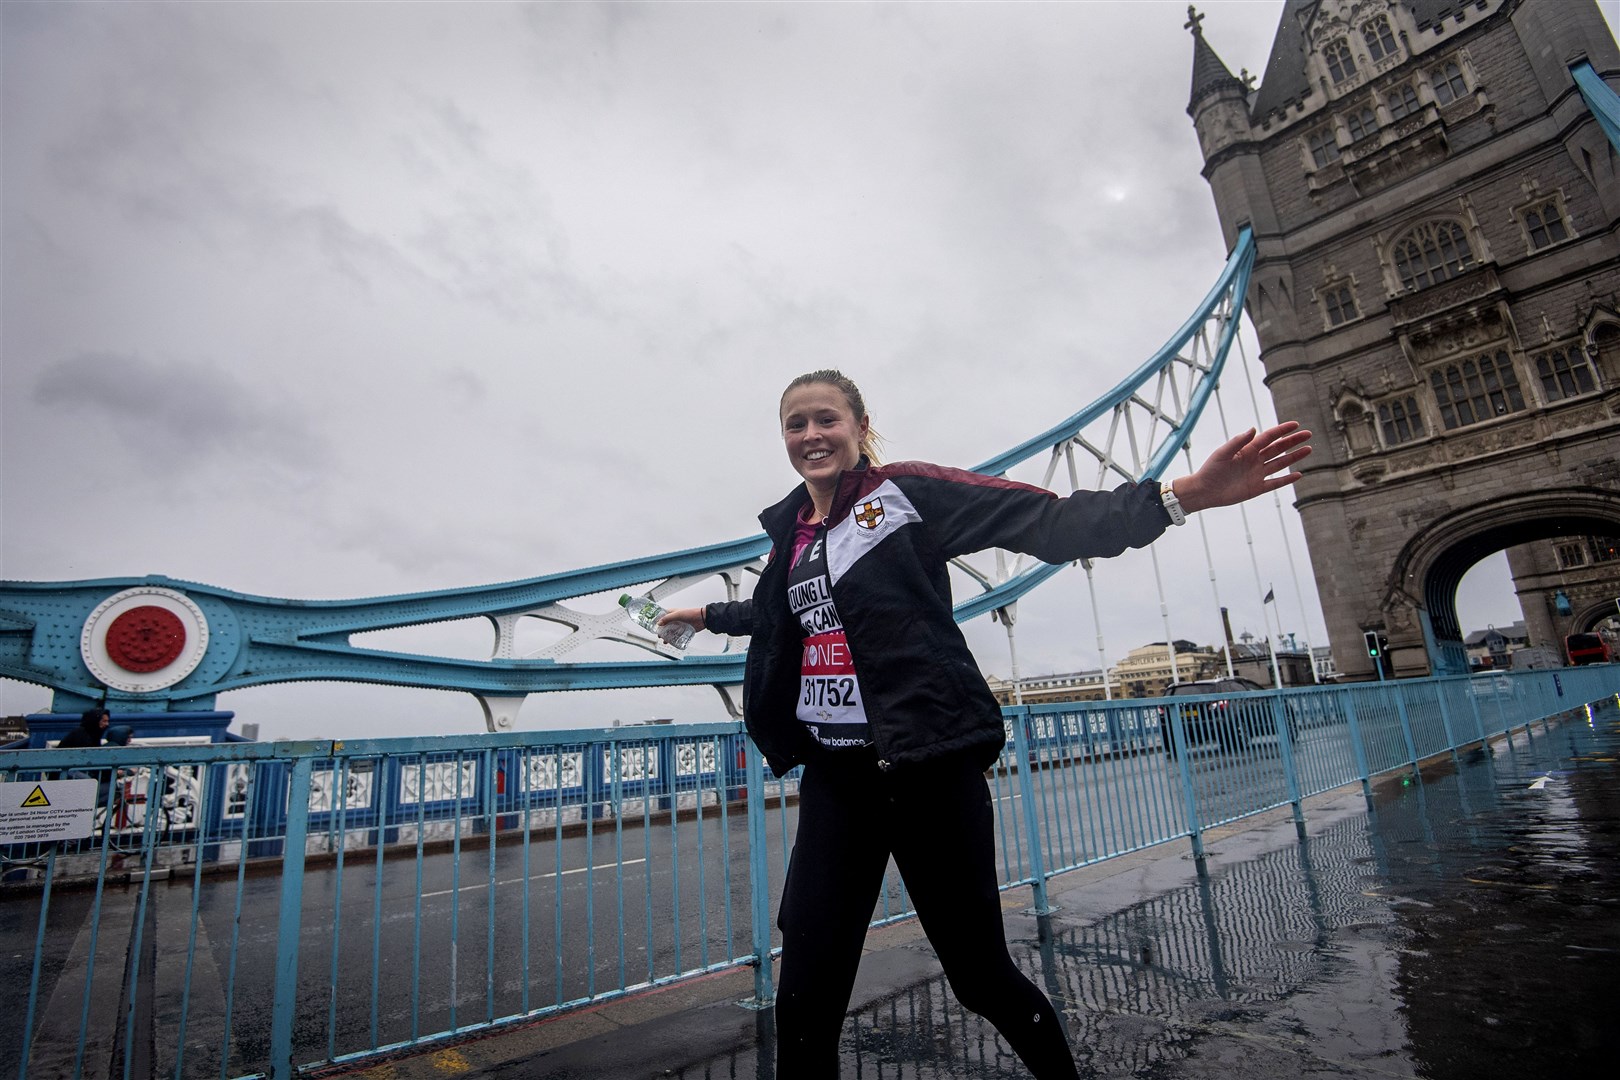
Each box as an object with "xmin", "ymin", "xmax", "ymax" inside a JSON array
[{"xmin": 780, "ymin": 369, "xmax": 885, "ymax": 464}]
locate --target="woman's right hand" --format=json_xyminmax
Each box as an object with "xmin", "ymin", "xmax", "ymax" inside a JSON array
[{"xmin": 657, "ymin": 607, "xmax": 707, "ymax": 634}]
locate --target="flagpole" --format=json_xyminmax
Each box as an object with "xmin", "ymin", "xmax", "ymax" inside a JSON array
[{"xmin": 1263, "ymin": 584, "xmax": 1283, "ymax": 688}]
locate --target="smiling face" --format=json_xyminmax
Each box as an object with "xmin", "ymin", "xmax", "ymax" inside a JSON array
[{"xmin": 780, "ymin": 382, "xmax": 869, "ymax": 498}]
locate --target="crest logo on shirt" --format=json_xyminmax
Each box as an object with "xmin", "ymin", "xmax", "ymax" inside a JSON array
[{"xmin": 854, "ymin": 499, "xmax": 884, "ymax": 530}]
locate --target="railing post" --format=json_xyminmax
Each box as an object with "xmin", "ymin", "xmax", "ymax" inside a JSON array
[
  {"xmin": 1467, "ymin": 678, "xmax": 1490, "ymax": 752},
  {"xmin": 1166, "ymin": 705, "xmax": 1208, "ymax": 876},
  {"xmin": 1391, "ymin": 683, "xmax": 1420, "ymax": 770},
  {"xmin": 743, "ymin": 736, "xmax": 775, "ymax": 1008},
  {"xmin": 270, "ymin": 749, "xmax": 317, "ymax": 1080},
  {"xmin": 1009, "ymin": 708, "xmax": 1053, "ymax": 914},
  {"xmin": 1435, "ymin": 681, "xmax": 1459, "ymax": 760},
  {"xmin": 1269, "ymin": 694, "xmax": 1306, "ymax": 840},
  {"xmin": 1341, "ymin": 694, "xmax": 1373, "ymax": 802}
]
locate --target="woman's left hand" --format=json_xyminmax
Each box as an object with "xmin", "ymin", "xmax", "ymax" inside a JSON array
[{"xmin": 1172, "ymin": 422, "xmax": 1312, "ymax": 514}]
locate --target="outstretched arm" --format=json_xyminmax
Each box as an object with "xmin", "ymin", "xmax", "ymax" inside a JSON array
[{"xmin": 1171, "ymin": 422, "xmax": 1312, "ymax": 514}]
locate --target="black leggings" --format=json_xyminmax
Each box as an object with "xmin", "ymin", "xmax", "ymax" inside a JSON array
[{"xmin": 774, "ymin": 750, "xmax": 1081, "ymax": 1079}]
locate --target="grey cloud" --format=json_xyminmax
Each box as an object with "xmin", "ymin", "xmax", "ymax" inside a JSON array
[
  {"xmin": 46, "ymin": 106, "xmax": 425, "ymax": 296},
  {"xmin": 32, "ymin": 351, "xmax": 328, "ymax": 471}
]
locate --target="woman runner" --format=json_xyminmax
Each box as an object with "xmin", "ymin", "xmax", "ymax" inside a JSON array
[{"xmin": 659, "ymin": 369, "xmax": 1310, "ymax": 1078}]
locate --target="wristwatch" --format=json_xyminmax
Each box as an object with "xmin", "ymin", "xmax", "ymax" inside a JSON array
[{"xmin": 1159, "ymin": 482, "xmax": 1187, "ymax": 526}]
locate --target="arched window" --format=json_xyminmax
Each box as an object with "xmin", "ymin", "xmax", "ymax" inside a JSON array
[
  {"xmin": 1335, "ymin": 396, "xmax": 1376, "ymax": 454},
  {"xmin": 1534, "ymin": 346, "xmax": 1597, "ymax": 402},
  {"xmin": 1363, "ymin": 16, "xmax": 1398, "ymax": 62},
  {"xmin": 1325, "ymin": 39, "xmax": 1357, "ymax": 84},
  {"xmin": 1386, "ymin": 84, "xmax": 1422, "ymax": 121},
  {"xmin": 1432, "ymin": 61, "xmax": 1468, "ymax": 105},
  {"xmin": 1428, "ymin": 350, "xmax": 1525, "ymax": 429},
  {"xmin": 1345, "ymin": 106, "xmax": 1379, "ymax": 142},
  {"xmin": 1309, "ymin": 128, "xmax": 1342, "ymax": 167},
  {"xmin": 1377, "ymin": 396, "xmax": 1424, "ymax": 445},
  {"xmin": 1393, "ymin": 221, "xmax": 1474, "ymax": 291}
]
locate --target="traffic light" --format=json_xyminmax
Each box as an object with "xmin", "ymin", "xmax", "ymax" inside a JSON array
[{"xmin": 1364, "ymin": 630, "xmax": 1381, "ymax": 658}]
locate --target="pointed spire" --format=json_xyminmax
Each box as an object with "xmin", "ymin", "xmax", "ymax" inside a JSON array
[{"xmin": 1187, "ymin": 4, "xmax": 1245, "ymax": 109}]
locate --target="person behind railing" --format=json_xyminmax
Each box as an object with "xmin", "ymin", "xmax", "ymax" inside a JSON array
[
  {"xmin": 657, "ymin": 369, "xmax": 1310, "ymax": 1080},
  {"xmin": 54, "ymin": 709, "xmax": 133, "ymax": 809},
  {"xmin": 56, "ymin": 706, "xmax": 110, "ymax": 749}
]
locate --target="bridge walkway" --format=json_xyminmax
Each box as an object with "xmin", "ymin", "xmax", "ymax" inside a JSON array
[{"xmin": 319, "ymin": 700, "xmax": 1620, "ymax": 1080}]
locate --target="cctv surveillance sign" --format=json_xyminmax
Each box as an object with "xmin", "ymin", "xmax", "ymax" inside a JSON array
[{"xmin": 0, "ymin": 779, "xmax": 97, "ymax": 844}]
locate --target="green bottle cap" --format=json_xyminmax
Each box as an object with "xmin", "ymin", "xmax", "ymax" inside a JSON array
[{"xmin": 619, "ymin": 594, "xmax": 632, "ymax": 606}]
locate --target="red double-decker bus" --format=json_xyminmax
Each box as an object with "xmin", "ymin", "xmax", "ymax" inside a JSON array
[{"xmin": 1565, "ymin": 633, "xmax": 1612, "ymax": 666}]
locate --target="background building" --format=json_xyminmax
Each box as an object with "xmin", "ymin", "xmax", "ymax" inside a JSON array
[
  {"xmin": 1463, "ymin": 619, "xmax": 1529, "ymax": 668},
  {"xmin": 1504, "ymin": 535, "xmax": 1620, "ymax": 651},
  {"xmin": 1222, "ymin": 640, "xmax": 1319, "ymax": 687},
  {"xmin": 1109, "ymin": 641, "xmax": 1223, "ymax": 698},
  {"xmin": 1188, "ymin": 0, "xmax": 1620, "ymax": 679},
  {"xmin": 986, "ymin": 670, "xmax": 1110, "ymax": 706}
]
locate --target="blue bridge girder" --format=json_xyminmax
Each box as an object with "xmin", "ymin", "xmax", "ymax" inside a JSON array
[
  {"xmin": 1573, "ymin": 60, "xmax": 1620, "ymax": 152},
  {"xmin": 1, "ymin": 229, "xmax": 1256, "ymax": 722}
]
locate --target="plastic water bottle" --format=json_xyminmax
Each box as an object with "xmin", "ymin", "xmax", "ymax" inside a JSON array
[{"xmin": 619, "ymin": 594, "xmax": 693, "ymax": 650}]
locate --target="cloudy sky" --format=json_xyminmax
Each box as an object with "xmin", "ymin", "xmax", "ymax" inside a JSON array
[{"xmin": 5, "ymin": 1, "xmax": 1598, "ymax": 738}]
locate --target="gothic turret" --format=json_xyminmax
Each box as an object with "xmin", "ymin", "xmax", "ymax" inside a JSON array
[
  {"xmin": 1187, "ymin": 5, "xmax": 1246, "ymax": 108},
  {"xmin": 1185, "ymin": 5, "xmax": 1255, "ymax": 169},
  {"xmin": 1184, "ymin": 5, "xmax": 1275, "ymax": 251}
]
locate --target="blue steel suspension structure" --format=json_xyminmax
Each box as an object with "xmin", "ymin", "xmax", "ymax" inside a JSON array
[{"xmin": 0, "ymin": 230, "xmax": 1255, "ymax": 726}]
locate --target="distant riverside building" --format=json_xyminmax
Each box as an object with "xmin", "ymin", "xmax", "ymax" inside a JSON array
[
  {"xmin": 1312, "ymin": 645, "xmax": 1338, "ymax": 681},
  {"xmin": 1, "ymin": 715, "xmax": 28, "ymax": 746},
  {"xmin": 1109, "ymin": 641, "xmax": 1223, "ymax": 698},
  {"xmin": 986, "ymin": 669, "xmax": 1110, "ymax": 706},
  {"xmin": 1222, "ymin": 641, "xmax": 1318, "ymax": 688},
  {"xmin": 1188, "ymin": 0, "xmax": 1620, "ymax": 680},
  {"xmin": 1463, "ymin": 620, "xmax": 1529, "ymax": 668},
  {"xmin": 989, "ymin": 637, "xmax": 1329, "ymax": 706}
]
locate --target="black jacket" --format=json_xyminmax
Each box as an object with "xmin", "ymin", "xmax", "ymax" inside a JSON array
[
  {"xmin": 705, "ymin": 460, "xmax": 1173, "ymax": 774},
  {"xmin": 56, "ymin": 712, "xmax": 107, "ymax": 749}
]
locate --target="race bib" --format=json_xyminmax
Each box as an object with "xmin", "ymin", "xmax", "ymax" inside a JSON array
[{"xmin": 787, "ymin": 519, "xmax": 871, "ymax": 748}]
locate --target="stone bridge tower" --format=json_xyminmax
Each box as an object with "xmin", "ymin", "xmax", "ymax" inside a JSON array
[{"xmin": 1187, "ymin": 0, "xmax": 1620, "ymax": 678}]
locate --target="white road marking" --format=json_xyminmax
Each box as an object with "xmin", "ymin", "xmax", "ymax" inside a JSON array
[{"xmin": 419, "ymin": 857, "xmax": 649, "ymax": 899}]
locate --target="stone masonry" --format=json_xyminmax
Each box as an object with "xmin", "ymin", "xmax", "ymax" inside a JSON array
[{"xmin": 1188, "ymin": 0, "xmax": 1620, "ymax": 677}]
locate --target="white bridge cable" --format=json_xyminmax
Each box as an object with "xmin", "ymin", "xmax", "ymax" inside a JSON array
[
  {"xmin": 1208, "ymin": 355, "xmax": 1284, "ymax": 689},
  {"xmin": 1185, "ymin": 442, "xmax": 1237, "ymax": 679},
  {"xmin": 1066, "ymin": 446, "xmax": 1114, "ymax": 701},
  {"xmin": 1174, "ymin": 309, "xmax": 1235, "ymax": 683},
  {"xmin": 1232, "ymin": 323, "xmax": 1322, "ymax": 681},
  {"xmin": 1186, "ymin": 300, "xmax": 1238, "ymax": 679}
]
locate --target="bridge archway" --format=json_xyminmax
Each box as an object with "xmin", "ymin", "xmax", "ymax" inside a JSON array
[{"xmin": 1386, "ymin": 489, "xmax": 1620, "ymax": 675}]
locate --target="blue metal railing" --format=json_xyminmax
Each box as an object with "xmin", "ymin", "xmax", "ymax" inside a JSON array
[{"xmin": 4, "ymin": 666, "xmax": 1617, "ymax": 1079}]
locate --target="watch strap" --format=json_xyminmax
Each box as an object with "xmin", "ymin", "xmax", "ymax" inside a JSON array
[{"xmin": 1159, "ymin": 482, "xmax": 1187, "ymax": 526}]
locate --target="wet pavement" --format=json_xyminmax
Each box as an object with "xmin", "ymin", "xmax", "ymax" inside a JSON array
[{"xmin": 334, "ymin": 697, "xmax": 1620, "ymax": 1080}]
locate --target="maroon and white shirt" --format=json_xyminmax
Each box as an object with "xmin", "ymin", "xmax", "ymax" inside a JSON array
[{"xmin": 787, "ymin": 509, "xmax": 871, "ymax": 749}]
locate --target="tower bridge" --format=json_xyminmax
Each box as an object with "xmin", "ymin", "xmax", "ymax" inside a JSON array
[
  {"xmin": 1188, "ymin": 0, "xmax": 1620, "ymax": 677},
  {"xmin": 0, "ymin": 230, "xmax": 1260, "ymax": 724},
  {"xmin": 3, "ymin": 1, "xmax": 1619, "ymax": 729},
  {"xmin": 4, "ymin": 8, "xmax": 1620, "ymax": 1079}
]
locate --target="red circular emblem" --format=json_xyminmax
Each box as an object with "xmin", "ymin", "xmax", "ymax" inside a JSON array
[{"xmin": 104, "ymin": 605, "xmax": 188, "ymax": 673}]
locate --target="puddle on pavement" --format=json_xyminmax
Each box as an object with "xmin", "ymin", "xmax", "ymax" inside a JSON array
[{"xmin": 677, "ymin": 699, "xmax": 1620, "ymax": 1079}]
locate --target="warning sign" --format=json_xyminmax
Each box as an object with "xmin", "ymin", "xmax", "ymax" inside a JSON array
[{"xmin": 0, "ymin": 779, "xmax": 97, "ymax": 844}]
